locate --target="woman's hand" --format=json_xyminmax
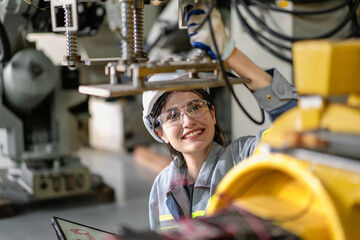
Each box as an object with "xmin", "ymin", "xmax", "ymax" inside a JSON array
[
  {"xmin": 186, "ymin": 4, "xmax": 235, "ymax": 60},
  {"xmin": 186, "ymin": 4, "xmax": 272, "ymax": 91}
]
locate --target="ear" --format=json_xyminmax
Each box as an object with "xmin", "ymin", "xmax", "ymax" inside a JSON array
[{"xmin": 155, "ymin": 128, "xmax": 169, "ymax": 144}]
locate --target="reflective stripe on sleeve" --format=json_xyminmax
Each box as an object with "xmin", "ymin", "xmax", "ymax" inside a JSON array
[
  {"xmin": 159, "ymin": 214, "xmax": 178, "ymax": 230},
  {"xmin": 191, "ymin": 211, "xmax": 205, "ymax": 218},
  {"xmin": 159, "ymin": 214, "xmax": 174, "ymax": 221},
  {"xmin": 160, "ymin": 225, "xmax": 179, "ymax": 230}
]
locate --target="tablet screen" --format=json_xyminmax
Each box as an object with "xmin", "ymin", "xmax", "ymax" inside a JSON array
[{"xmin": 52, "ymin": 217, "xmax": 121, "ymax": 240}]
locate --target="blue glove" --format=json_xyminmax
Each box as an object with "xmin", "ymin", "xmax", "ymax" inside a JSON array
[{"xmin": 186, "ymin": 5, "xmax": 235, "ymax": 60}]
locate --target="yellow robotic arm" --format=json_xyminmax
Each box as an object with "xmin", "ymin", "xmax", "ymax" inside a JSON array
[{"xmin": 207, "ymin": 40, "xmax": 360, "ymax": 240}]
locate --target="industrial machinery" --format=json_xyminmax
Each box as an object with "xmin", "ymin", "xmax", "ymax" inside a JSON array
[
  {"xmin": 1, "ymin": 3, "xmax": 359, "ymax": 237},
  {"xmin": 207, "ymin": 40, "xmax": 360, "ymax": 240},
  {"xmin": 43, "ymin": 0, "xmax": 359, "ymax": 239},
  {"xmin": 0, "ymin": 0, "xmax": 232, "ymax": 204},
  {"xmin": 0, "ymin": 0, "xmax": 227, "ymax": 204},
  {"xmin": 46, "ymin": 0, "xmax": 247, "ymax": 99},
  {"xmin": 0, "ymin": 0, "xmax": 106, "ymax": 203}
]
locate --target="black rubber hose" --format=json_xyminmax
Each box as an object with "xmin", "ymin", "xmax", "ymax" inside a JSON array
[
  {"xmin": 238, "ymin": 0, "xmax": 360, "ymax": 42},
  {"xmin": 207, "ymin": 0, "xmax": 266, "ymax": 125},
  {"xmin": 232, "ymin": 0, "xmax": 293, "ymax": 63},
  {"xmin": 250, "ymin": 0, "xmax": 347, "ymax": 15},
  {"xmin": 346, "ymin": 0, "xmax": 360, "ymax": 37}
]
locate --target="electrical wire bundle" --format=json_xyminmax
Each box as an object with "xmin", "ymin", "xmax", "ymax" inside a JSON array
[
  {"xmin": 233, "ymin": 0, "xmax": 360, "ymax": 63},
  {"xmin": 197, "ymin": 0, "xmax": 359, "ymax": 125}
]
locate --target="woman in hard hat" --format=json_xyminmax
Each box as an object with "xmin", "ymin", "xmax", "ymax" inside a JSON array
[{"xmin": 142, "ymin": 4, "xmax": 298, "ymax": 231}]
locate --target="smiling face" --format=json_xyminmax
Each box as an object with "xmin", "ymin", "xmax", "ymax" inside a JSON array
[{"xmin": 156, "ymin": 91, "xmax": 217, "ymax": 157}]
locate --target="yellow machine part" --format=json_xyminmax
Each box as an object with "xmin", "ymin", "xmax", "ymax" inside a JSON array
[
  {"xmin": 261, "ymin": 105, "xmax": 323, "ymax": 148},
  {"xmin": 206, "ymin": 153, "xmax": 360, "ymax": 240},
  {"xmin": 292, "ymin": 40, "xmax": 360, "ymax": 96},
  {"xmin": 321, "ymin": 103, "xmax": 360, "ymax": 133},
  {"xmin": 347, "ymin": 93, "xmax": 360, "ymax": 108},
  {"xmin": 207, "ymin": 39, "xmax": 360, "ymax": 240},
  {"xmin": 261, "ymin": 102, "xmax": 360, "ymax": 149}
]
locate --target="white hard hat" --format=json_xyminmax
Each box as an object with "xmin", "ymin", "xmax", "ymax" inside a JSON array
[{"xmin": 142, "ymin": 72, "xmax": 187, "ymax": 143}]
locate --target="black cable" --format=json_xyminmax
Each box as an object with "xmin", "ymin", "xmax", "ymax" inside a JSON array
[
  {"xmin": 233, "ymin": 0, "xmax": 360, "ymax": 62},
  {"xmin": 204, "ymin": 0, "xmax": 265, "ymax": 125},
  {"xmin": 241, "ymin": 0, "xmax": 360, "ymax": 41},
  {"xmin": 239, "ymin": 13, "xmax": 293, "ymax": 51},
  {"xmin": 234, "ymin": 2, "xmax": 294, "ymax": 60},
  {"xmin": 238, "ymin": 0, "xmax": 360, "ymax": 42},
  {"xmin": 193, "ymin": 0, "xmax": 216, "ymax": 33},
  {"xmin": 232, "ymin": 0, "xmax": 293, "ymax": 63},
  {"xmin": 255, "ymin": 30, "xmax": 292, "ymax": 51},
  {"xmin": 250, "ymin": 0, "xmax": 347, "ymax": 15},
  {"xmin": 346, "ymin": 0, "xmax": 360, "ymax": 37}
]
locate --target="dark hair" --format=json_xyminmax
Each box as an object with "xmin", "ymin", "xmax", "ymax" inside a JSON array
[{"xmin": 153, "ymin": 89, "xmax": 226, "ymax": 168}]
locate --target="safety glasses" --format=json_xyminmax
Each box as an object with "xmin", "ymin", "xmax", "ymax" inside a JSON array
[{"xmin": 155, "ymin": 99, "xmax": 211, "ymax": 128}]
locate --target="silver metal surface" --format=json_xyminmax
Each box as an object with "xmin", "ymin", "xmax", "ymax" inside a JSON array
[
  {"xmin": 78, "ymin": 58, "xmax": 250, "ymax": 98},
  {"xmin": 79, "ymin": 75, "xmax": 250, "ymax": 98}
]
